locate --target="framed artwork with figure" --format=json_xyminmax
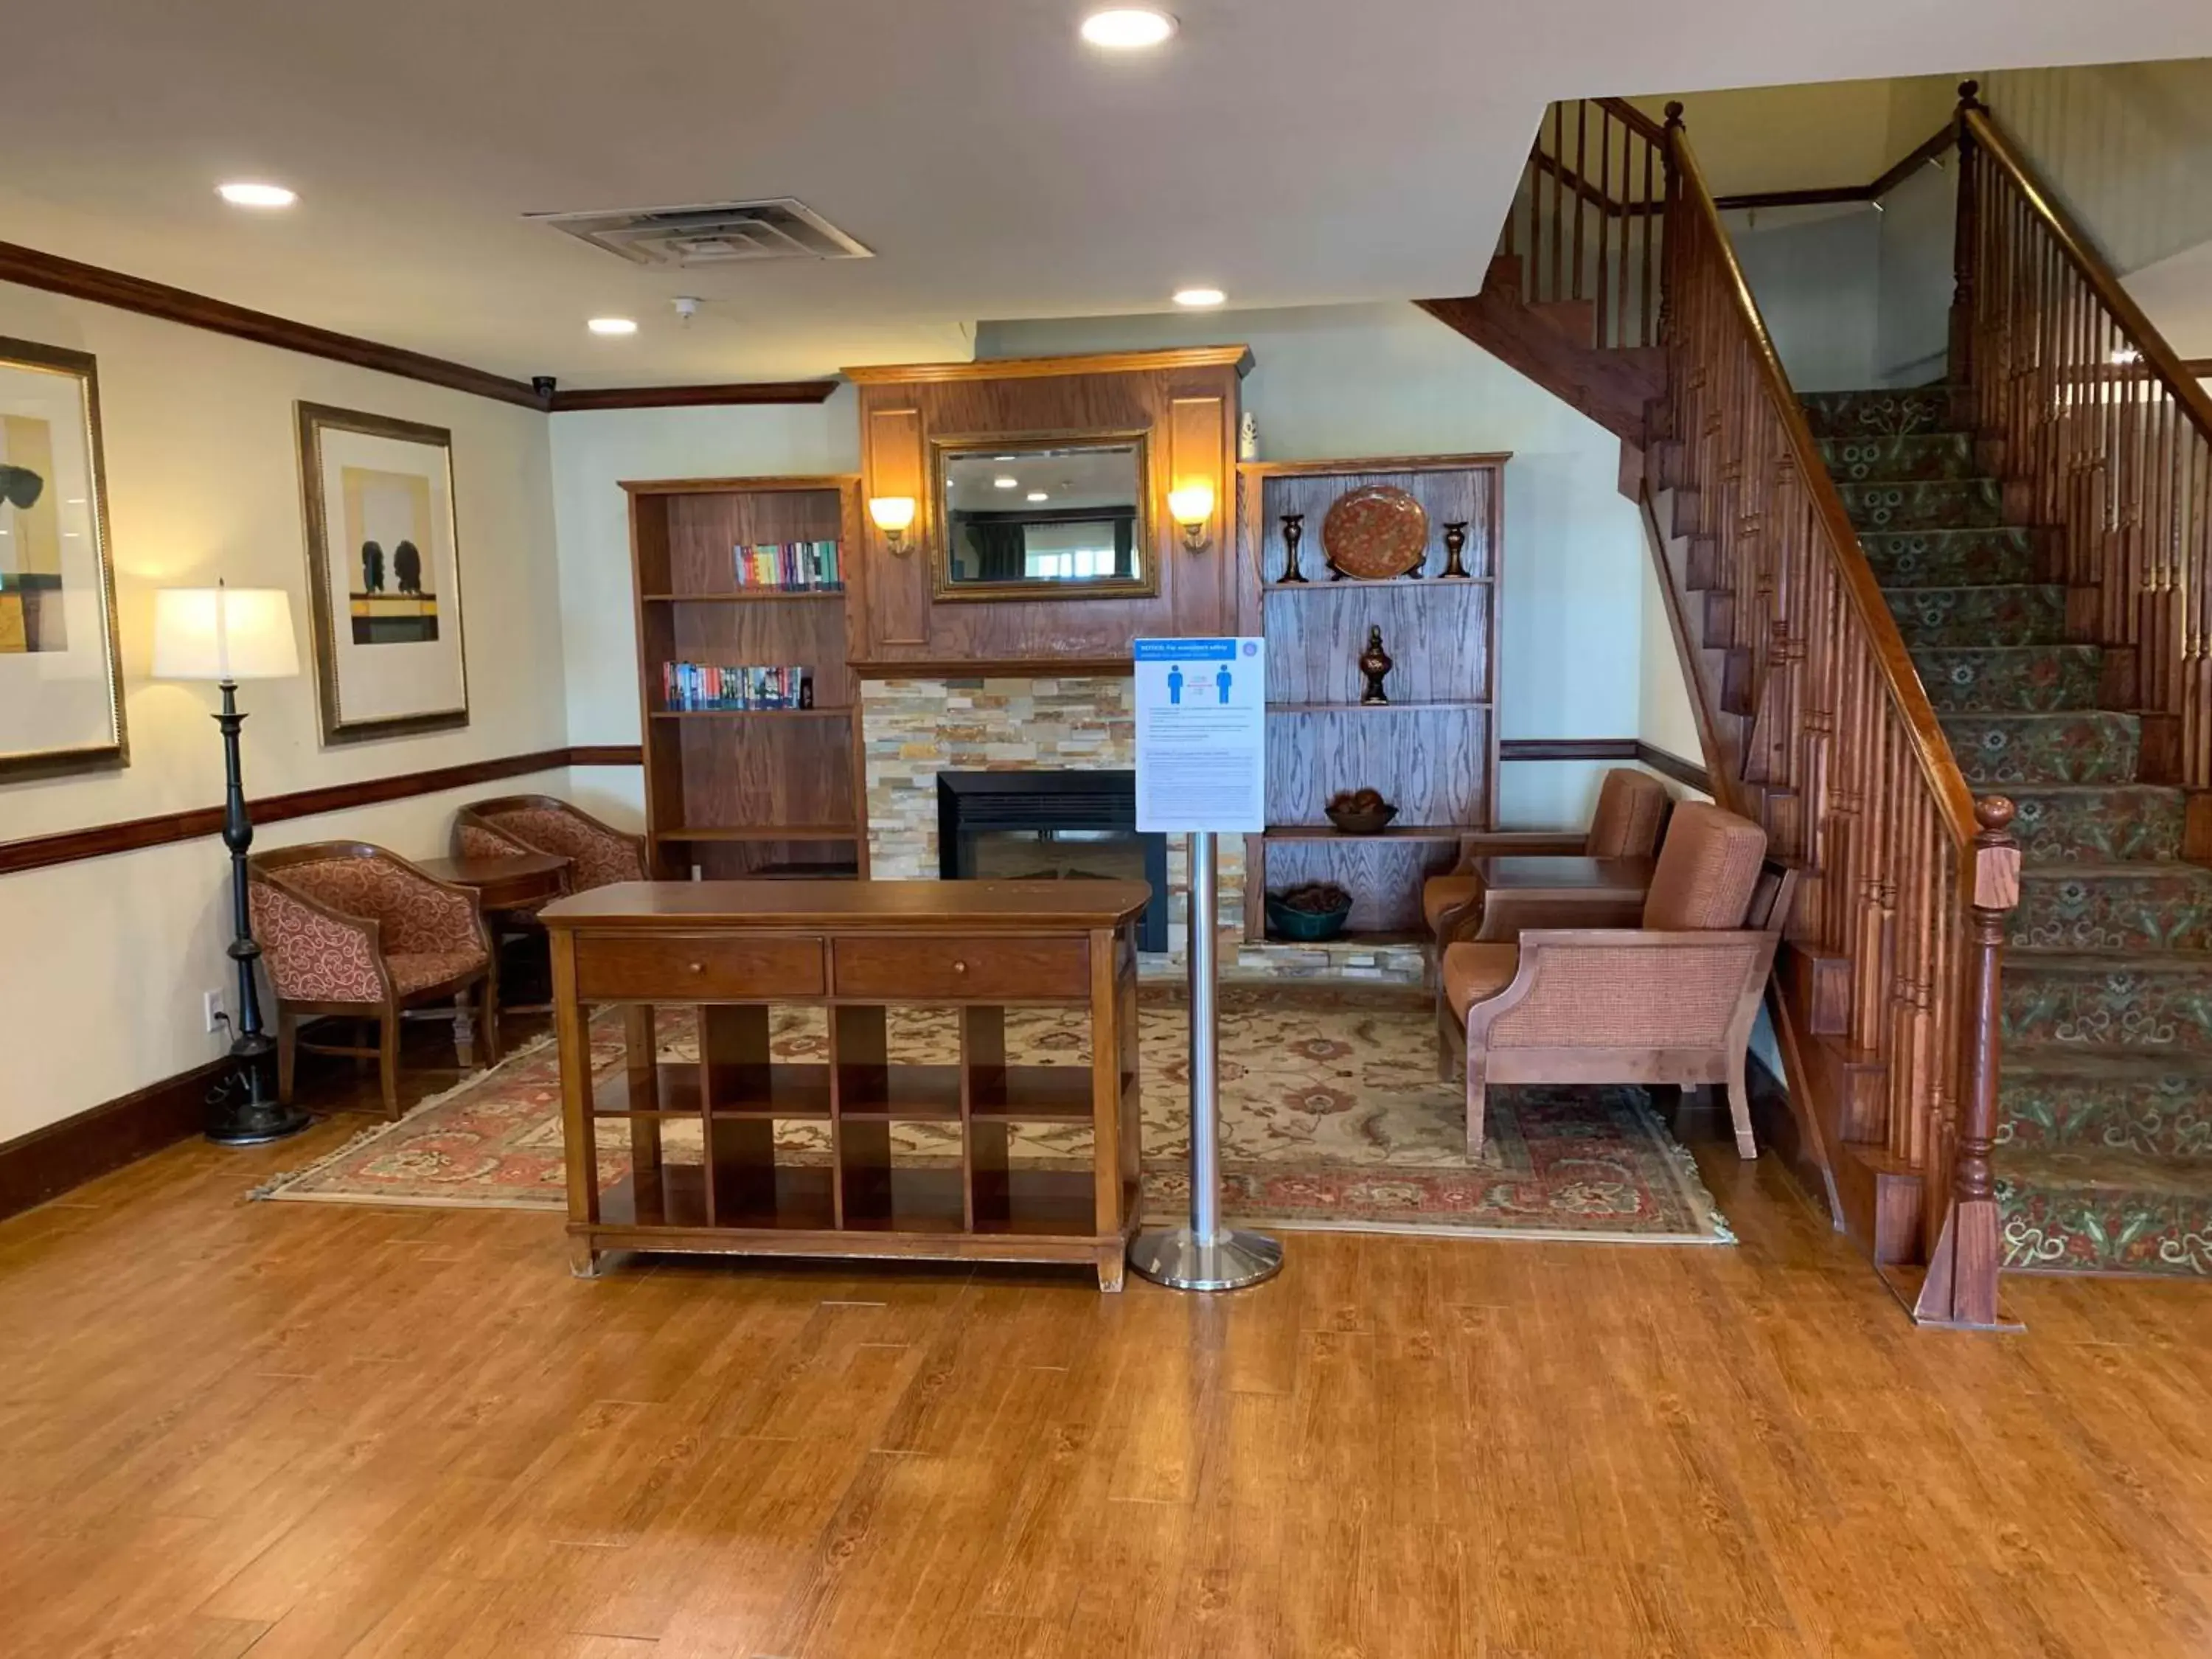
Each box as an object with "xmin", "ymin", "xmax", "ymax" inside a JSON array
[
  {"xmin": 0, "ymin": 335, "xmax": 128, "ymax": 779},
  {"xmin": 296, "ymin": 401, "xmax": 470, "ymax": 744}
]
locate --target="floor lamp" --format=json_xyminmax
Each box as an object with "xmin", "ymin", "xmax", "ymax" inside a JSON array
[{"xmin": 153, "ymin": 583, "xmax": 313, "ymax": 1146}]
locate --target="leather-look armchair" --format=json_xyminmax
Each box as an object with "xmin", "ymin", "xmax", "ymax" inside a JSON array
[
  {"xmin": 251, "ymin": 842, "xmax": 500, "ymax": 1119},
  {"xmin": 1436, "ymin": 802, "xmax": 1796, "ymax": 1161},
  {"xmin": 1423, "ymin": 766, "xmax": 1670, "ymax": 945}
]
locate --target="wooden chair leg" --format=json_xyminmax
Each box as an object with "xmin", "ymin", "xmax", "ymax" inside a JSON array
[
  {"xmin": 276, "ymin": 1010, "xmax": 299, "ymax": 1104},
  {"xmin": 378, "ymin": 1013, "xmax": 402, "ymax": 1119},
  {"xmin": 452, "ymin": 992, "xmax": 476, "ymax": 1070},
  {"xmin": 1726, "ymin": 1057, "xmax": 1757, "ymax": 1159},
  {"xmin": 1464, "ymin": 1051, "xmax": 1488, "ymax": 1160},
  {"xmin": 481, "ymin": 961, "xmax": 503, "ymax": 1065}
]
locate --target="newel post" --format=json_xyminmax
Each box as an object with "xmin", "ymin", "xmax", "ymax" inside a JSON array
[
  {"xmin": 1913, "ymin": 794, "xmax": 2020, "ymax": 1329},
  {"xmin": 1947, "ymin": 80, "xmax": 1986, "ymax": 389},
  {"xmin": 1658, "ymin": 102, "xmax": 1685, "ymax": 349}
]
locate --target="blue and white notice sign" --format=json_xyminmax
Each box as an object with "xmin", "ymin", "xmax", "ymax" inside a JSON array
[{"xmin": 1133, "ymin": 637, "xmax": 1266, "ymax": 833}]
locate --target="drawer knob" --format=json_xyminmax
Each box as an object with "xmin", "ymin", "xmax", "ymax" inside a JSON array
[
  {"xmin": 687, "ymin": 961, "xmax": 705, "ymax": 974},
  {"xmin": 952, "ymin": 959, "xmax": 967, "ymax": 975}
]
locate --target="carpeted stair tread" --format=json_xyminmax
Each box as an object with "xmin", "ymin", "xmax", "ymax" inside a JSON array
[
  {"xmin": 2000, "ymin": 1045, "xmax": 2212, "ymax": 1159},
  {"xmin": 2012, "ymin": 863, "xmax": 2212, "ymax": 953},
  {"xmin": 1912, "ymin": 645, "xmax": 2101, "ymax": 713},
  {"xmin": 1817, "ymin": 432, "xmax": 1979, "ymax": 483},
  {"xmin": 1999, "ymin": 1144, "xmax": 2212, "ymax": 1276},
  {"xmin": 2006, "ymin": 785, "xmax": 2185, "ymax": 863},
  {"xmin": 1942, "ymin": 711, "xmax": 2141, "ymax": 787},
  {"xmin": 1798, "ymin": 386, "xmax": 1958, "ymax": 441},
  {"xmin": 2001, "ymin": 1040, "xmax": 2212, "ymax": 1082},
  {"xmin": 1838, "ymin": 477, "xmax": 2004, "ymax": 532},
  {"xmin": 1886, "ymin": 584, "xmax": 2068, "ymax": 648},
  {"xmin": 1859, "ymin": 526, "xmax": 2039, "ymax": 588}
]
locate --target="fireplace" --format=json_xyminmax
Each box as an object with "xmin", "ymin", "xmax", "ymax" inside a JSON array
[{"xmin": 936, "ymin": 769, "xmax": 1168, "ymax": 952}]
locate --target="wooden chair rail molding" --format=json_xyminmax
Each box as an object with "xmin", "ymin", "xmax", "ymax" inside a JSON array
[
  {"xmin": 0, "ymin": 744, "xmax": 641, "ymax": 880},
  {"xmin": 1647, "ymin": 101, "xmax": 2017, "ymax": 1326},
  {"xmin": 0, "ymin": 240, "xmax": 836, "ymax": 411},
  {"xmin": 1953, "ymin": 88, "xmax": 2212, "ymax": 796}
]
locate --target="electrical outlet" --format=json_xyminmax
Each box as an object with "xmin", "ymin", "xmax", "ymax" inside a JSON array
[{"xmin": 204, "ymin": 990, "xmax": 227, "ymax": 1034}]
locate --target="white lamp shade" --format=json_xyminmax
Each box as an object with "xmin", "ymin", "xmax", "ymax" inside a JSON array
[
  {"xmin": 152, "ymin": 587, "xmax": 301, "ymax": 681},
  {"xmin": 1168, "ymin": 482, "xmax": 1215, "ymax": 525},
  {"xmin": 868, "ymin": 495, "xmax": 917, "ymax": 532}
]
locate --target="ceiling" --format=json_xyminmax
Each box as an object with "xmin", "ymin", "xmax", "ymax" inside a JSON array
[{"xmin": 7, "ymin": 1, "xmax": 2211, "ymax": 388}]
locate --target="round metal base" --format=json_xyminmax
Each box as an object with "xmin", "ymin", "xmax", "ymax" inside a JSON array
[
  {"xmin": 206, "ymin": 1102, "xmax": 313, "ymax": 1147},
  {"xmin": 1127, "ymin": 1227, "xmax": 1284, "ymax": 1292}
]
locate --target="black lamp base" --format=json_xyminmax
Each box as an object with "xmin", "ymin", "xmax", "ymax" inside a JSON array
[{"xmin": 204, "ymin": 1037, "xmax": 311, "ymax": 1147}]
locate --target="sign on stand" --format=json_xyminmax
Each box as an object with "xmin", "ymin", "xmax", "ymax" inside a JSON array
[{"xmin": 1127, "ymin": 637, "xmax": 1281, "ymax": 1292}]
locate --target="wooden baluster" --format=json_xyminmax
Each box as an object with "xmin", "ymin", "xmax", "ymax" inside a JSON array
[
  {"xmin": 1949, "ymin": 81, "xmax": 1983, "ymax": 386},
  {"xmin": 1571, "ymin": 101, "xmax": 1588, "ymax": 305},
  {"xmin": 1549, "ymin": 102, "xmax": 1565, "ymax": 305},
  {"xmin": 1913, "ymin": 796, "xmax": 2019, "ymax": 1328},
  {"xmin": 1596, "ymin": 104, "xmax": 1612, "ymax": 348}
]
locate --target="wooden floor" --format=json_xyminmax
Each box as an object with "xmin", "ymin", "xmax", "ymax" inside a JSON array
[{"xmin": 6, "ymin": 1032, "xmax": 2212, "ymax": 1656}]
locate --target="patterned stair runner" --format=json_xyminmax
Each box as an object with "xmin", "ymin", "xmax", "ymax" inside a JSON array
[{"xmin": 1804, "ymin": 386, "xmax": 2212, "ymax": 1277}]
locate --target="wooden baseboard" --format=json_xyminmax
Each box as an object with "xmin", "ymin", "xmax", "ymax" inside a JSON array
[{"xmin": 0, "ymin": 1057, "xmax": 231, "ymax": 1223}]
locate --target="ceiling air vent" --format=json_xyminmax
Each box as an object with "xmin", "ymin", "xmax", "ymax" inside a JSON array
[{"xmin": 526, "ymin": 198, "xmax": 873, "ymax": 267}]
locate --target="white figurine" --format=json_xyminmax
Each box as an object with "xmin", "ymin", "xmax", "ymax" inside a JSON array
[{"xmin": 1238, "ymin": 411, "xmax": 1259, "ymax": 462}]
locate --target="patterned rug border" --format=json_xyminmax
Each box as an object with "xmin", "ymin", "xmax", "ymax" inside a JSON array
[{"xmin": 250, "ymin": 1004, "xmax": 1733, "ymax": 1248}]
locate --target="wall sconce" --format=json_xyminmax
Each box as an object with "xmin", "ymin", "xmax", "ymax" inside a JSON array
[
  {"xmin": 868, "ymin": 495, "xmax": 917, "ymax": 557},
  {"xmin": 1168, "ymin": 482, "xmax": 1215, "ymax": 554}
]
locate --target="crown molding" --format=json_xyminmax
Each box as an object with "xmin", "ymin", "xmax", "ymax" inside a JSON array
[{"xmin": 841, "ymin": 345, "xmax": 1254, "ymax": 384}]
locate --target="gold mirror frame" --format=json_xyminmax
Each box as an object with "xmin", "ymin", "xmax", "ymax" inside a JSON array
[{"xmin": 928, "ymin": 429, "xmax": 1157, "ymax": 603}]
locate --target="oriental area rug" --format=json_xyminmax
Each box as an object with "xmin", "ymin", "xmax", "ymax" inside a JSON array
[{"xmin": 254, "ymin": 987, "xmax": 1729, "ymax": 1245}]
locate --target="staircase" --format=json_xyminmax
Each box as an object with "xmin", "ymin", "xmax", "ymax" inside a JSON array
[{"xmin": 1806, "ymin": 389, "xmax": 2212, "ymax": 1276}]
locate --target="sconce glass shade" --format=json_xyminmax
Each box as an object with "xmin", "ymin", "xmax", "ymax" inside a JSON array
[
  {"xmin": 1168, "ymin": 483, "xmax": 1215, "ymax": 526},
  {"xmin": 152, "ymin": 586, "xmax": 301, "ymax": 681},
  {"xmin": 868, "ymin": 495, "xmax": 917, "ymax": 532}
]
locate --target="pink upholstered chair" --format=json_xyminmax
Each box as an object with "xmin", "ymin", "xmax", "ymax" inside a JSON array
[
  {"xmin": 453, "ymin": 794, "xmax": 648, "ymax": 894},
  {"xmin": 251, "ymin": 842, "xmax": 499, "ymax": 1119},
  {"xmin": 1435, "ymin": 802, "xmax": 1796, "ymax": 1161},
  {"xmin": 1423, "ymin": 766, "xmax": 1671, "ymax": 945}
]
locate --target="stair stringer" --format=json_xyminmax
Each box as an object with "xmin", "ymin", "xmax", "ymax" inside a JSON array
[{"xmin": 1416, "ymin": 285, "xmax": 1662, "ymax": 444}]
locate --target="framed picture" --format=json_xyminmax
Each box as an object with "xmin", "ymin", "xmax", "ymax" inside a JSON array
[
  {"xmin": 296, "ymin": 401, "xmax": 470, "ymax": 744},
  {"xmin": 0, "ymin": 337, "xmax": 128, "ymax": 779}
]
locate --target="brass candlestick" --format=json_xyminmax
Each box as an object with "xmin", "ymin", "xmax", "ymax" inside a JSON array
[
  {"xmin": 1441, "ymin": 521, "xmax": 1471, "ymax": 580},
  {"xmin": 1358, "ymin": 625, "xmax": 1393, "ymax": 705},
  {"xmin": 1278, "ymin": 512, "xmax": 1307, "ymax": 584}
]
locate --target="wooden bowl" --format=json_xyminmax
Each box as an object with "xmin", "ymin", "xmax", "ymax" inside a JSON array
[{"xmin": 1325, "ymin": 801, "xmax": 1399, "ymax": 835}]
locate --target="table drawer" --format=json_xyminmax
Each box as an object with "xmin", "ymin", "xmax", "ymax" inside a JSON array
[
  {"xmin": 574, "ymin": 933, "xmax": 825, "ymax": 1001},
  {"xmin": 832, "ymin": 935, "xmax": 1090, "ymax": 1001}
]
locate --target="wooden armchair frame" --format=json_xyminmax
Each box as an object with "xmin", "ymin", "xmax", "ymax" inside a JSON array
[
  {"xmin": 251, "ymin": 841, "xmax": 501, "ymax": 1119},
  {"xmin": 1439, "ymin": 862, "xmax": 1799, "ymax": 1160},
  {"xmin": 1427, "ymin": 767, "xmax": 1671, "ymax": 944}
]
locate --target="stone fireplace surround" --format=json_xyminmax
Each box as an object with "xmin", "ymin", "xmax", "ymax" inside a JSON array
[{"xmin": 860, "ymin": 674, "xmax": 1425, "ymax": 983}]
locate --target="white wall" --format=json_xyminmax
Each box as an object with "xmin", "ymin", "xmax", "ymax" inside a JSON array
[
  {"xmin": 981, "ymin": 303, "xmax": 1649, "ymax": 827},
  {"xmin": 1728, "ymin": 209, "xmax": 1887, "ymax": 392},
  {"xmin": 0, "ymin": 280, "xmax": 566, "ymax": 1142}
]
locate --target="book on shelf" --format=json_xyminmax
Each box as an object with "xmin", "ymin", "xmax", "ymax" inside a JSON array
[
  {"xmin": 731, "ymin": 539, "xmax": 843, "ymax": 592},
  {"xmin": 661, "ymin": 661, "xmax": 814, "ymax": 712}
]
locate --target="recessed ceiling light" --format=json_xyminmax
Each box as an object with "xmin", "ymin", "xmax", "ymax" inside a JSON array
[
  {"xmin": 995, "ymin": 476, "xmax": 1020, "ymax": 489},
  {"xmin": 1173, "ymin": 287, "xmax": 1225, "ymax": 307},
  {"xmin": 1027, "ymin": 491, "xmax": 1049, "ymax": 501},
  {"xmin": 1081, "ymin": 7, "xmax": 1177, "ymax": 48},
  {"xmin": 588, "ymin": 317, "xmax": 638, "ymax": 336},
  {"xmin": 217, "ymin": 181, "xmax": 296, "ymax": 209}
]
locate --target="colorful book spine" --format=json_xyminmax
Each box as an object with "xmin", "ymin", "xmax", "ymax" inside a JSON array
[
  {"xmin": 662, "ymin": 661, "xmax": 816, "ymax": 711},
  {"xmin": 729, "ymin": 540, "xmax": 844, "ymax": 593}
]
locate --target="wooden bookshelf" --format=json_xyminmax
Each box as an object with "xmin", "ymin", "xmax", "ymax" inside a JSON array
[
  {"xmin": 622, "ymin": 474, "xmax": 866, "ymax": 880},
  {"xmin": 1237, "ymin": 454, "xmax": 1506, "ymax": 942}
]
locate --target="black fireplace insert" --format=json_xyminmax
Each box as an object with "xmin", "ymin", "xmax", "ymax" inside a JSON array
[{"xmin": 936, "ymin": 769, "xmax": 1168, "ymax": 952}]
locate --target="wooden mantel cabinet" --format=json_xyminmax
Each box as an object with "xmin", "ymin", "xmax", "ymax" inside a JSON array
[{"xmin": 843, "ymin": 347, "xmax": 1249, "ymax": 674}]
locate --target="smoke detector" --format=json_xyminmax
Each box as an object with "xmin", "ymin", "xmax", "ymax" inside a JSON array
[{"xmin": 526, "ymin": 198, "xmax": 873, "ymax": 268}]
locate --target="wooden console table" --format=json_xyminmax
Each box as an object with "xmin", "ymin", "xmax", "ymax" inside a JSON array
[{"xmin": 542, "ymin": 880, "xmax": 1151, "ymax": 1289}]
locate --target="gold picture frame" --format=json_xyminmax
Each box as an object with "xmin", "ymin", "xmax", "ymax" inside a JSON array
[
  {"xmin": 0, "ymin": 336, "xmax": 128, "ymax": 780},
  {"xmin": 296, "ymin": 401, "xmax": 470, "ymax": 745}
]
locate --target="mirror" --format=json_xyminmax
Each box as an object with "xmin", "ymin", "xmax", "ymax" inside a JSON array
[{"xmin": 932, "ymin": 434, "xmax": 1155, "ymax": 601}]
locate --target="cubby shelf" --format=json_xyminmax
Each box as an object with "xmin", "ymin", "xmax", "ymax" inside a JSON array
[
  {"xmin": 1267, "ymin": 700, "xmax": 1489, "ymax": 714},
  {"xmin": 1262, "ymin": 823, "xmax": 1468, "ymax": 843},
  {"xmin": 1261, "ymin": 576, "xmax": 1493, "ymax": 594},
  {"xmin": 650, "ymin": 707, "xmax": 850, "ymax": 720},
  {"xmin": 639, "ymin": 591, "xmax": 847, "ymax": 604}
]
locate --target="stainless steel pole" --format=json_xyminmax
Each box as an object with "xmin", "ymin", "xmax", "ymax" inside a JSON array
[{"xmin": 1127, "ymin": 830, "xmax": 1283, "ymax": 1290}]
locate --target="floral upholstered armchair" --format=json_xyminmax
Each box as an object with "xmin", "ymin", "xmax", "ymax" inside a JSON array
[
  {"xmin": 1422, "ymin": 766, "xmax": 1670, "ymax": 946},
  {"xmin": 250, "ymin": 842, "xmax": 500, "ymax": 1119},
  {"xmin": 1435, "ymin": 801, "xmax": 1797, "ymax": 1161},
  {"xmin": 452, "ymin": 794, "xmax": 648, "ymax": 894}
]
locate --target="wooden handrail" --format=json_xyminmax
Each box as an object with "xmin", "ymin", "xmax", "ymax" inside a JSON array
[
  {"xmin": 1714, "ymin": 124, "xmax": 1956, "ymax": 213},
  {"xmin": 1594, "ymin": 95, "xmax": 1670, "ymax": 146},
  {"xmin": 1667, "ymin": 114, "xmax": 1978, "ymax": 851},
  {"xmin": 1961, "ymin": 102, "xmax": 2212, "ymax": 450}
]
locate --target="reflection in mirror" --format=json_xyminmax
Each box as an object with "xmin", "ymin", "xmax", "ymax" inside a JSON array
[{"xmin": 934, "ymin": 438, "xmax": 1152, "ymax": 599}]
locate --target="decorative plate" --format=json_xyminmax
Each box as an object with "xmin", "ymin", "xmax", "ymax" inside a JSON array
[{"xmin": 1321, "ymin": 485, "xmax": 1430, "ymax": 580}]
